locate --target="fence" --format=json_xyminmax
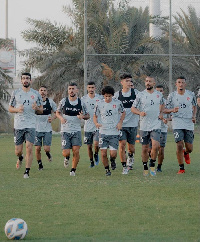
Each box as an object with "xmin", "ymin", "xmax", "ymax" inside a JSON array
[{"xmin": 84, "ymin": 0, "xmax": 200, "ymax": 98}]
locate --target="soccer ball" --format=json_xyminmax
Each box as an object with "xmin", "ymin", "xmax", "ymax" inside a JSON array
[{"xmin": 4, "ymin": 218, "xmax": 28, "ymax": 240}]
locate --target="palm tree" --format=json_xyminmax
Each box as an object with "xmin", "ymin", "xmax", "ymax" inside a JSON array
[{"xmin": 0, "ymin": 39, "xmax": 13, "ymax": 131}]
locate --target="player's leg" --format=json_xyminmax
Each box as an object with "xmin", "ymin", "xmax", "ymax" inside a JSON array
[
  {"xmin": 23, "ymin": 128, "xmax": 35, "ymax": 178},
  {"xmin": 110, "ymin": 135, "xmax": 124, "ymax": 174},
  {"xmin": 140, "ymin": 131, "xmax": 150, "ymax": 176},
  {"xmin": 173, "ymin": 129, "xmax": 185, "ymax": 173},
  {"xmin": 43, "ymin": 131, "xmax": 53, "ymax": 162},
  {"xmin": 14, "ymin": 129, "xmax": 24, "ymax": 169},
  {"xmin": 157, "ymin": 132, "xmax": 167, "ymax": 172},
  {"xmin": 127, "ymin": 127, "xmax": 137, "ymax": 170},
  {"xmin": 119, "ymin": 139, "xmax": 126, "ymax": 168},
  {"xmin": 93, "ymin": 130, "xmax": 100, "ymax": 165},
  {"xmin": 84, "ymin": 132, "xmax": 94, "ymax": 167},
  {"xmin": 119, "ymin": 129, "xmax": 127, "ymax": 171},
  {"xmin": 61, "ymin": 132, "xmax": 71, "ymax": 168},
  {"xmin": 71, "ymin": 145, "xmax": 81, "ymax": 175},
  {"xmin": 157, "ymin": 146, "xmax": 164, "ymax": 171},
  {"xmin": 70, "ymin": 131, "xmax": 82, "ymax": 175},
  {"xmin": 183, "ymin": 130, "xmax": 194, "ymax": 165},
  {"xmin": 99, "ymin": 134, "xmax": 111, "ymax": 176},
  {"xmin": 101, "ymin": 149, "xmax": 111, "ymax": 176},
  {"xmin": 149, "ymin": 130, "xmax": 161, "ymax": 176},
  {"xmin": 34, "ymin": 132, "xmax": 43, "ymax": 170}
]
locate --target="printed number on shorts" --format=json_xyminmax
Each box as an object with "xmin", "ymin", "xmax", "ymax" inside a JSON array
[
  {"xmin": 119, "ymin": 130, "xmax": 123, "ymax": 137},
  {"xmin": 62, "ymin": 140, "xmax": 66, "ymax": 146},
  {"xmin": 84, "ymin": 136, "xmax": 88, "ymax": 143},
  {"xmin": 174, "ymin": 132, "xmax": 179, "ymax": 139},
  {"xmin": 140, "ymin": 136, "xmax": 143, "ymax": 143},
  {"xmin": 99, "ymin": 138, "xmax": 103, "ymax": 145}
]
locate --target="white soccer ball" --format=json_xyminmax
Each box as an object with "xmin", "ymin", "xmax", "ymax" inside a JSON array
[{"xmin": 4, "ymin": 218, "xmax": 28, "ymax": 240}]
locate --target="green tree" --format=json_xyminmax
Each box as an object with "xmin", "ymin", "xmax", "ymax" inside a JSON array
[{"xmin": 0, "ymin": 39, "xmax": 13, "ymax": 131}]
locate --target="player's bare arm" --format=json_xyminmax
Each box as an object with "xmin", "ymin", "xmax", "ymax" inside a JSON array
[
  {"xmin": 192, "ymin": 105, "xmax": 197, "ymax": 123},
  {"xmin": 93, "ymin": 114, "xmax": 102, "ymax": 128},
  {"xmin": 77, "ymin": 111, "xmax": 90, "ymax": 120},
  {"xmin": 33, "ymin": 102, "xmax": 43, "ymax": 114},
  {"xmin": 116, "ymin": 110, "xmax": 126, "ymax": 130},
  {"xmin": 158, "ymin": 104, "xmax": 165, "ymax": 120},
  {"xmin": 131, "ymin": 106, "xmax": 146, "ymax": 116},
  {"xmin": 197, "ymin": 97, "xmax": 200, "ymax": 107},
  {"xmin": 8, "ymin": 105, "xmax": 24, "ymax": 113},
  {"xmin": 56, "ymin": 111, "xmax": 67, "ymax": 124},
  {"xmin": 163, "ymin": 106, "xmax": 179, "ymax": 114}
]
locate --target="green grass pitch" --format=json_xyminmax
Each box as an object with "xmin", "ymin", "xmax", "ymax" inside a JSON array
[{"xmin": 0, "ymin": 132, "xmax": 199, "ymax": 241}]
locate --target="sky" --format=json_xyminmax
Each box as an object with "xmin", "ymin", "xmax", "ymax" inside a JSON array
[{"xmin": 0, "ymin": 0, "xmax": 199, "ymax": 75}]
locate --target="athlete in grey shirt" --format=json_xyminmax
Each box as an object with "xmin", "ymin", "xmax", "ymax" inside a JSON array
[
  {"xmin": 56, "ymin": 82, "xmax": 89, "ymax": 176},
  {"xmin": 131, "ymin": 76, "xmax": 164, "ymax": 177},
  {"xmin": 35, "ymin": 85, "xmax": 57, "ymax": 170},
  {"xmin": 8, "ymin": 72, "xmax": 43, "ymax": 178},
  {"xmin": 81, "ymin": 81, "xmax": 103, "ymax": 168},
  {"xmin": 165, "ymin": 76, "xmax": 197, "ymax": 174},
  {"xmin": 114, "ymin": 73, "xmax": 139, "ymax": 173},
  {"xmin": 94, "ymin": 86, "xmax": 125, "ymax": 176}
]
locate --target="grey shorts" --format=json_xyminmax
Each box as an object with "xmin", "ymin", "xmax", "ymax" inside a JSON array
[
  {"xmin": 173, "ymin": 129, "xmax": 194, "ymax": 144},
  {"xmin": 149, "ymin": 132, "xmax": 167, "ymax": 148},
  {"xmin": 119, "ymin": 127, "xmax": 137, "ymax": 145},
  {"xmin": 34, "ymin": 131, "xmax": 52, "ymax": 146},
  {"xmin": 14, "ymin": 128, "xmax": 36, "ymax": 145},
  {"xmin": 99, "ymin": 134, "xmax": 119, "ymax": 150},
  {"xmin": 140, "ymin": 129, "xmax": 161, "ymax": 145},
  {"xmin": 84, "ymin": 130, "xmax": 99, "ymax": 145},
  {"xmin": 61, "ymin": 131, "xmax": 82, "ymax": 149}
]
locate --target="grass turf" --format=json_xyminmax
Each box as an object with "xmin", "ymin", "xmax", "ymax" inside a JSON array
[{"xmin": 0, "ymin": 132, "xmax": 199, "ymax": 241}]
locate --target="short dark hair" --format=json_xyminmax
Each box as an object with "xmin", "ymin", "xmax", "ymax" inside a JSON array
[
  {"xmin": 102, "ymin": 86, "xmax": 115, "ymax": 96},
  {"xmin": 156, "ymin": 85, "xmax": 164, "ymax": 89},
  {"xmin": 87, "ymin": 81, "xmax": 95, "ymax": 86},
  {"xmin": 120, "ymin": 73, "xmax": 132, "ymax": 80},
  {"xmin": 21, "ymin": 72, "xmax": 31, "ymax": 79},
  {"xmin": 177, "ymin": 76, "xmax": 186, "ymax": 80},
  {"xmin": 39, "ymin": 85, "xmax": 47, "ymax": 89},
  {"xmin": 68, "ymin": 82, "xmax": 77, "ymax": 87}
]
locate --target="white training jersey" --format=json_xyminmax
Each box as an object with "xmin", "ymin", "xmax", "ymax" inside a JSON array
[
  {"xmin": 133, "ymin": 89, "xmax": 164, "ymax": 131},
  {"xmin": 57, "ymin": 97, "xmax": 88, "ymax": 133},
  {"xmin": 114, "ymin": 89, "xmax": 139, "ymax": 128},
  {"xmin": 166, "ymin": 90, "xmax": 197, "ymax": 130},
  {"xmin": 81, "ymin": 93, "xmax": 103, "ymax": 132},
  {"xmin": 94, "ymin": 98, "xmax": 125, "ymax": 135},
  {"xmin": 35, "ymin": 98, "xmax": 57, "ymax": 132},
  {"xmin": 9, "ymin": 88, "xmax": 43, "ymax": 129}
]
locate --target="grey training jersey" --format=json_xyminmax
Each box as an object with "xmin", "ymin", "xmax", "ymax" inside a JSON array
[
  {"xmin": 133, "ymin": 89, "xmax": 164, "ymax": 131},
  {"xmin": 94, "ymin": 98, "xmax": 125, "ymax": 135},
  {"xmin": 57, "ymin": 97, "xmax": 88, "ymax": 133},
  {"xmin": 166, "ymin": 90, "xmax": 197, "ymax": 130},
  {"xmin": 81, "ymin": 93, "xmax": 103, "ymax": 132},
  {"xmin": 114, "ymin": 89, "xmax": 139, "ymax": 128},
  {"xmin": 9, "ymin": 88, "xmax": 42, "ymax": 129},
  {"xmin": 36, "ymin": 98, "xmax": 57, "ymax": 132}
]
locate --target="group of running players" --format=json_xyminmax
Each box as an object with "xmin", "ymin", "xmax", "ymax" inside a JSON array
[{"xmin": 8, "ymin": 72, "xmax": 199, "ymax": 178}]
